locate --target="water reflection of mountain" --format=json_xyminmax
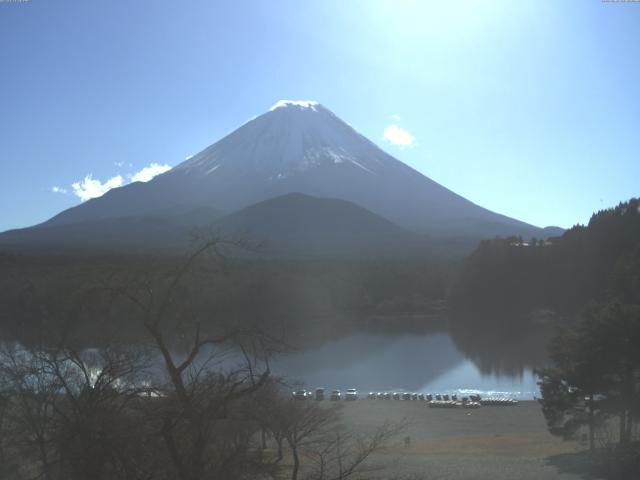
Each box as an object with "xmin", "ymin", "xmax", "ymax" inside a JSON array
[
  {"xmin": 273, "ymin": 333, "xmax": 463, "ymax": 391},
  {"xmin": 448, "ymin": 313, "xmax": 552, "ymax": 377},
  {"xmin": 272, "ymin": 333, "xmax": 470, "ymax": 392}
]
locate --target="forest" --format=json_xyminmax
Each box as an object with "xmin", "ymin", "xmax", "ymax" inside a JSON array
[
  {"xmin": 0, "ymin": 251, "xmax": 453, "ymax": 348},
  {"xmin": 450, "ymin": 198, "xmax": 640, "ymax": 325}
]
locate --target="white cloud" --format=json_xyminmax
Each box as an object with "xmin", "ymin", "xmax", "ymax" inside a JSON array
[
  {"xmin": 63, "ymin": 162, "xmax": 173, "ymax": 202},
  {"xmin": 390, "ymin": 114, "xmax": 401, "ymax": 121},
  {"xmin": 383, "ymin": 124, "xmax": 416, "ymax": 147},
  {"xmin": 129, "ymin": 163, "xmax": 172, "ymax": 183},
  {"xmin": 72, "ymin": 175, "xmax": 124, "ymax": 202}
]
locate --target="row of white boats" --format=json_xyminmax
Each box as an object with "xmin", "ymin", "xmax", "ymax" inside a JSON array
[
  {"xmin": 292, "ymin": 388, "xmax": 519, "ymax": 407},
  {"xmin": 368, "ymin": 392, "xmax": 519, "ymax": 408}
]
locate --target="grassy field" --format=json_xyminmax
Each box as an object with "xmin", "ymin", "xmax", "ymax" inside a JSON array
[{"xmin": 332, "ymin": 400, "xmax": 590, "ymax": 480}]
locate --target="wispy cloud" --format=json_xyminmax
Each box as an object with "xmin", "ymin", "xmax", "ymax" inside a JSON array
[
  {"xmin": 390, "ymin": 114, "xmax": 401, "ymax": 121},
  {"xmin": 129, "ymin": 163, "xmax": 171, "ymax": 183},
  {"xmin": 383, "ymin": 124, "xmax": 416, "ymax": 147},
  {"xmin": 61, "ymin": 162, "xmax": 173, "ymax": 202}
]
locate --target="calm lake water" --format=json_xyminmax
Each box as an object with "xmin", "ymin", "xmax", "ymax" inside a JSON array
[
  {"xmin": 2, "ymin": 332, "xmax": 541, "ymax": 400},
  {"xmin": 271, "ymin": 332, "xmax": 540, "ymax": 400}
]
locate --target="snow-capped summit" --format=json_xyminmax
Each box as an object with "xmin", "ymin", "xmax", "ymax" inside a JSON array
[
  {"xmin": 174, "ymin": 100, "xmax": 383, "ymax": 179},
  {"xmin": 38, "ymin": 101, "xmax": 548, "ymax": 240},
  {"xmin": 269, "ymin": 100, "xmax": 319, "ymax": 111}
]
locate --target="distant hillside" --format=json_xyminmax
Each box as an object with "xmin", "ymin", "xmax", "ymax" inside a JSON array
[
  {"xmin": 211, "ymin": 192, "xmax": 420, "ymax": 256},
  {"xmin": 0, "ymin": 206, "xmax": 224, "ymax": 254},
  {"xmin": 450, "ymin": 197, "xmax": 640, "ymax": 318},
  {"xmin": 0, "ymin": 193, "xmax": 429, "ymax": 257}
]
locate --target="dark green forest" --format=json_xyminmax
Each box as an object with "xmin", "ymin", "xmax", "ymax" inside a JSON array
[
  {"xmin": 450, "ymin": 198, "xmax": 640, "ymax": 322},
  {"xmin": 0, "ymin": 252, "xmax": 453, "ymax": 348}
]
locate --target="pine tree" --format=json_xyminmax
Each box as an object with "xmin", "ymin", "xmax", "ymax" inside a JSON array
[{"xmin": 537, "ymin": 302, "xmax": 640, "ymax": 448}]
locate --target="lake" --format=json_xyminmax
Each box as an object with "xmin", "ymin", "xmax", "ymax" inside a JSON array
[
  {"xmin": 271, "ymin": 332, "xmax": 540, "ymax": 400},
  {"xmin": 1, "ymin": 331, "xmax": 542, "ymax": 400}
]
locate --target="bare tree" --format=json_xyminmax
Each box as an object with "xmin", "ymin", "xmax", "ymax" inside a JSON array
[
  {"xmin": 278, "ymin": 399, "xmax": 339, "ymax": 480},
  {"xmin": 45, "ymin": 345, "xmax": 155, "ymax": 480},
  {"xmin": 0, "ymin": 343, "xmax": 63, "ymax": 480},
  {"xmin": 103, "ymin": 237, "xmax": 281, "ymax": 480},
  {"xmin": 305, "ymin": 420, "xmax": 407, "ymax": 480},
  {"xmin": 260, "ymin": 388, "xmax": 407, "ymax": 480},
  {"xmin": 0, "ymin": 342, "xmax": 155, "ymax": 480},
  {"xmin": 244, "ymin": 377, "xmax": 289, "ymax": 461}
]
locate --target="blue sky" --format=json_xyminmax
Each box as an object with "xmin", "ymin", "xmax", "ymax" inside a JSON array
[{"xmin": 1, "ymin": 0, "xmax": 638, "ymax": 232}]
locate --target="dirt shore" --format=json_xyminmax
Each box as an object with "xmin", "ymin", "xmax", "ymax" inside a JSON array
[{"xmin": 334, "ymin": 399, "xmax": 591, "ymax": 479}]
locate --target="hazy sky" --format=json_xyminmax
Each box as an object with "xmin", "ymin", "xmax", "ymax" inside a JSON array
[{"xmin": 1, "ymin": 0, "xmax": 639, "ymax": 232}]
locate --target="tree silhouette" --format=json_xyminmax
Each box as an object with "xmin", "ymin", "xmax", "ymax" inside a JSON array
[{"xmin": 537, "ymin": 301, "xmax": 640, "ymax": 449}]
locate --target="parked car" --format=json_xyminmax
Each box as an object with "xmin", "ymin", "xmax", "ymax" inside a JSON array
[
  {"xmin": 392, "ymin": 392, "xmax": 401, "ymax": 400},
  {"xmin": 330, "ymin": 389, "xmax": 341, "ymax": 401},
  {"xmin": 418, "ymin": 393, "xmax": 425, "ymax": 401},
  {"xmin": 293, "ymin": 389, "xmax": 308, "ymax": 400},
  {"xmin": 345, "ymin": 388, "xmax": 358, "ymax": 401},
  {"xmin": 382, "ymin": 392, "xmax": 391, "ymax": 400},
  {"xmin": 315, "ymin": 388, "xmax": 325, "ymax": 401},
  {"xmin": 367, "ymin": 392, "xmax": 377, "ymax": 399},
  {"xmin": 401, "ymin": 392, "xmax": 412, "ymax": 401}
]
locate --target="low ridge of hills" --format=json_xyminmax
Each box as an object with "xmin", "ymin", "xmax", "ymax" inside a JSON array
[{"xmin": 0, "ymin": 193, "xmax": 427, "ymax": 257}]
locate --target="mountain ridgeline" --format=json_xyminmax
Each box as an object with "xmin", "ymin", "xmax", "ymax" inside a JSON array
[{"xmin": 0, "ymin": 101, "xmax": 560, "ymax": 256}]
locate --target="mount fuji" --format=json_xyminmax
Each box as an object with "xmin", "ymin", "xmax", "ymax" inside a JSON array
[{"xmin": 0, "ymin": 101, "xmax": 561, "ymax": 254}]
